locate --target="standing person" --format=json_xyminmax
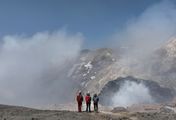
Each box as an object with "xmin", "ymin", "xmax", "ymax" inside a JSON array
[
  {"xmin": 93, "ymin": 94, "xmax": 99, "ymax": 112},
  {"xmin": 76, "ymin": 91, "xmax": 83, "ymax": 112},
  {"xmin": 85, "ymin": 92, "xmax": 91, "ymax": 112}
]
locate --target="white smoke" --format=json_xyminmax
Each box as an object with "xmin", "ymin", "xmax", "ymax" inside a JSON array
[
  {"xmin": 110, "ymin": 1, "xmax": 176, "ymax": 107},
  {"xmin": 0, "ymin": 29, "xmax": 83, "ymax": 107},
  {"xmin": 112, "ymin": 0, "xmax": 176, "ymax": 60},
  {"xmin": 112, "ymin": 81, "xmax": 154, "ymax": 107}
]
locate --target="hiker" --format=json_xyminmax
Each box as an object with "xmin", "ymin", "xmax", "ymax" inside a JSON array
[
  {"xmin": 85, "ymin": 92, "xmax": 91, "ymax": 112},
  {"xmin": 77, "ymin": 91, "xmax": 83, "ymax": 112},
  {"xmin": 93, "ymin": 94, "xmax": 99, "ymax": 112}
]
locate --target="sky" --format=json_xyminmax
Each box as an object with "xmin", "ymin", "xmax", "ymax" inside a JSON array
[{"xmin": 0, "ymin": 0, "xmax": 165, "ymax": 48}]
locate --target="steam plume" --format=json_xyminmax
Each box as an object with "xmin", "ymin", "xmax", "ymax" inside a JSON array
[
  {"xmin": 112, "ymin": 81, "xmax": 154, "ymax": 107},
  {"xmin": 0, "ymin": 30, "xmax": 83, "ymax": 107},
  {"xmin": 113, "ymin": 0, "xmax": 176, "ymax": 59},
  {"xmin": 111, "ymin": 0, "xmax": 176, "ymax": 106}
]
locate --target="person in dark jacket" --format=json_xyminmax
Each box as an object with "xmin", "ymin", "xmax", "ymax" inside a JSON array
[
  {"xmin": 85, "ymin": 92, "xmax": 91, "ymax": 112},
  {"xmin": 93, "ymin": 94, "xmax": 99, "ymax": 112},
  {"xmin": 76, "ymin": 91, "xmax": 83, "ymax": 112}
]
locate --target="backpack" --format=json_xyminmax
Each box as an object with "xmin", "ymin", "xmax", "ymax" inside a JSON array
[{"xmin": 93, "ymin": 96, "xmax": 99, "ymax": 103}]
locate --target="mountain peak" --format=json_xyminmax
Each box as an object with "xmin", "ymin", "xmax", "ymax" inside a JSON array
[{"xmin": 159, "ymin": 37, "xmax": 176, "ymax": 58}]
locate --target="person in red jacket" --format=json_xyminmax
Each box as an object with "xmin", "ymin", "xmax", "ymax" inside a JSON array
[
  {"xmin": 85, "ymin": 92, "xmax": 91, "ymax": 112},
  {"xmin": 77, "ymin": 91, "xmax": 83, "ymax": 112}
]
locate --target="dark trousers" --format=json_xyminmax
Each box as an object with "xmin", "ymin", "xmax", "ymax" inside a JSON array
[
  {"xmin": 86, "ymin": 102, "xmax": 91, "ymax": 112},
  {"xmin": 78, "ymin": 102, "xmax": 82, "ymax": 112},
  {"xmin": 94, "ymin": 102, "xmax": 98, "ymax": 112}
]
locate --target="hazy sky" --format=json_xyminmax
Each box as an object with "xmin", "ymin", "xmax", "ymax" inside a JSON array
[{"xmin": 0, "ymin": 0, "xmax": 164, "ymax": 48}]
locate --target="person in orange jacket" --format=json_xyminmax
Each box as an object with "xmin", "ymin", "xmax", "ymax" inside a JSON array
[
  {"xmin": 76, "ymin": 91, "xmax": 83, "ymax": 112},
  {"xmin": 85, "ymin": 92, "xmax": 91, "ymax": 112}
]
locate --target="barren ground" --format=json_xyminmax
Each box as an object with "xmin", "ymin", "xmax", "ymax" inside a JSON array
[{"xmin": 0, "ymin": 104, "xmax": 176, "ymax": 120}]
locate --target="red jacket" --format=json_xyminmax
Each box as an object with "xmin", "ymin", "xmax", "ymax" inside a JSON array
[
  {"xmin": 85, "ymin": 95, "xmax": 91, "ymax": 103},
  {"xmin": 77, "ymin": 95, "xmax": 83, "ymax": 104}
]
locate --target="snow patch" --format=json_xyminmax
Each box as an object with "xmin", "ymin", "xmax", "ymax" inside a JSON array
[
  {"xmin": 90, "ymin": 76, "xmax": 96, "ymax": 80},
  {"xmin": 84, "ymin": 61, "xmax": 93, "ymax": 70},
  {"xmin": 83, "ymin": 73, "xmax": 87, "ymax": 77}
]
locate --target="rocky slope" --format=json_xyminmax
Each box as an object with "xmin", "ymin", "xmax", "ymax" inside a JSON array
[
  {"xmin": 69, "ymin": 48, "xmax": 134, "ymax": 95},
  {"xmin": 67, "ymin": 37, "xmax": 176, "ymax": 107},
  {"xmin": 68, "ymin": 48, "xmax": 120, "ymax": 94},
  {"xmin": 144, "ymin": 38, "xmax": 176, "ymax": 90}
]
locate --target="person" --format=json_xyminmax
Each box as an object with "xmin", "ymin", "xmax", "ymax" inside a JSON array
[
  {"xmin": 85, "ymin": 92, "xmax": 91, "ymax": 112},
  {"xmin": 93, "ymin": 94, "xmax": 99, "ymax": 112},
  {"xmin": 76, "ymin": 91, "xmax": 83, "ymax": 112}
]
